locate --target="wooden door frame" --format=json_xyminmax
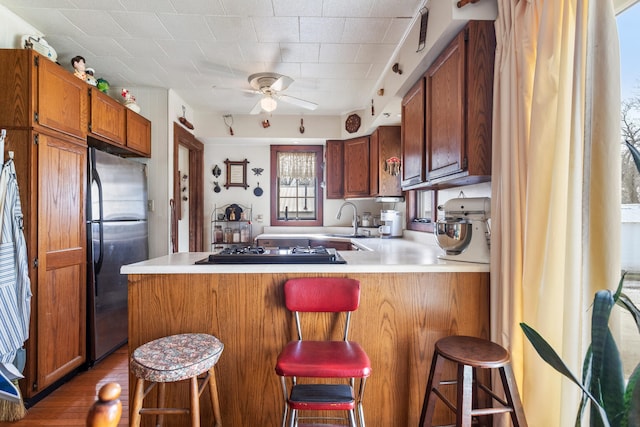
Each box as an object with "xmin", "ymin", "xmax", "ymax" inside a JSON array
[{"xmin": 172, "ymin": 123, "xmax": 204, "ymax": 252}]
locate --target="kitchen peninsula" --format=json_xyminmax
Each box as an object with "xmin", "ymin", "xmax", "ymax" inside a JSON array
[{"xmin": 122, "ymin": 238, "xmax": 490, "ymax": 426}]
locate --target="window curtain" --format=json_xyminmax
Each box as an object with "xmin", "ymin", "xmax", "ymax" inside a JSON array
[
  {"xmin": 491, "ymin": 0, "xmax": 621, "ymax": 425},
  {"xmin": 277, "ymin": 152, "xmax": 316, "ymax": 180}
]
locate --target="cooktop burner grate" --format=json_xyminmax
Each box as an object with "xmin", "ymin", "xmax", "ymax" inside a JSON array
[{"xmin": 195, "ymin": 246, "xmax": 346, "ymax": 265}]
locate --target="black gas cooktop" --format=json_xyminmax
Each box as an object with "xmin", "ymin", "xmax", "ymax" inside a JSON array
[{"xmin": 195, "ymin": 246, "xmax": 347, "ymax": 265}]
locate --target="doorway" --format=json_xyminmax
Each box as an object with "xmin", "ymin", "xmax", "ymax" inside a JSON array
[{"xmin": 172, "ymin": 122, "xmax": 204, "ymax": 252}]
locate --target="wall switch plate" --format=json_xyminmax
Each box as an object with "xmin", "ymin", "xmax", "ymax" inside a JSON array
[
  {"xmin": 147, "ymin": 200, "xmax": 155, "ymax": 212},
  {"xmin": 256, "ymin": 214, "xmax": 263, "ymax": 222}
]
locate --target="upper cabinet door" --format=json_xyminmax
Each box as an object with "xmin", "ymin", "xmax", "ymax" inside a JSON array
[
  {"xmin": 37, "ymin": 56, "xmax": 87, "ymax": 140},
  {"xmin": 325, "ymin": 140, "xmax": 344, "ymax": 199},
  {"xmin": 343, "ymin": 136, "xmax": 370, "ymax": 198},
  {"xmin": 89, "ymin": 88, "xmax": 126, "ymax": 146},
  {"xmin": 126, "ymin": 109, "xmax": 151, "ymax": 157},
  {"xmin": 425, "ymin": 30, "xmax": 466, "ymax": 180},
  {"xmin": 401, "ymin": 79, "xmax": 425, "ymax": 188}
]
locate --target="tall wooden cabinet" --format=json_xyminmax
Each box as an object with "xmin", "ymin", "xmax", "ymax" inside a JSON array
[
  {"xmin": 343, "ymin": 135, "xmax": 371, "ymax": 198},
  {"xmin": 0, "ymin": 49, "xmax": 87, "ymax": 398},
  {"xmin": 401, "ymin": 20, "xmax": 495, "ymax": 190}
]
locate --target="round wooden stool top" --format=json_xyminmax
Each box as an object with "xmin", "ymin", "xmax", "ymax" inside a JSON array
[
  {"xmin": 131, "ymin": 333, "xmax": 224, "ymax": 383},
  {"xmin": 435, "ymin": 336, "xmax": 510, "ymax": 369}
]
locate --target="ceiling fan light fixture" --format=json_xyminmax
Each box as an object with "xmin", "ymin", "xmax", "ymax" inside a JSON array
[{"xmin": 261, "ymin": 96, "xmax": 277, "ymax": 112}]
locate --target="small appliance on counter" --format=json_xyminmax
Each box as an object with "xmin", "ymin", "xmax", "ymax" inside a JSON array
[
  {"xmin": 379, "ymin": 210, "xmax": 403, "ymax": 238},
  {"xmin": 434, "ymin": 197, "xmax": 491, "ymax": 264}
]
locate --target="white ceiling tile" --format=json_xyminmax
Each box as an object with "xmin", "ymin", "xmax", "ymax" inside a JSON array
[
  {"xmin": 238, "ymin": 42, "xmax": 282, "ymax": 62},
  {"xmin": 299, "ymin": 17, "xmax": 344, "ymax": 43},
  {"xmin": 114, "ymin": 38, "xmax": 168, "ymax": 58},
  {"xmin": 383, "ymin": 17, "xmax": 413, "ymax": 44},
  {"xmin": 198, "ymin": 42, "xmax": 243, "ymax": 61},
  {"xmin": 110, "ymin": 11, "xmax": 173, "ymax": 39},
  {"xmin": 252, "ymin": 17, "xmax": 299, "ymax": 43},
  {"xmin": 302, "ymin": 63, "xmax": 371, "ymax": 80},
  {"xmin": 60, "ymin": 10, "xmax": 129, "ymax": 37},
  {"xmin": 156, "ymin": 39, "xmax": 206, "ymax": 60},
  {"xmin": 280, "ymin": 43, "xmax": 319, "ymax": 63},
  {"xmin": 341, "ymin": 18, "xmax": 391, "ymax": 43},
  {"xmin": 118, "ymin": 0, "xmax": 176, "ymax": 13},
  {"xmin": 205, "ymin": 16, "xmax": 257, "ymax": 42},
  {"xmin": 169, "ymin": 0, "xmax": 225, "ymax": 15},
  {"xmin": 0, "ymin": 0, "xmax": 75, "ymax": 8},
  {"xmin": 157, "ymin": 14, "xmax": 215, "ymax": 41},
  {"xmin": 322, "ymin": 0, "xmax": 373, "ymax": 18},
  {"xmin": 272, "ymin": 0, "xmax": 322, "ymax": 17},
  {"xmin": 69, "ymin": 36, "xmax": 131, "ymax": 60},
  {"xmin": 319, "ymin": 44, "xmax": 359, "ymax": 63},
  {"xmin": 7, "ymin": 8, "xmax": 79, "ymax": 37},
  {"xmin": 220, "ymin": 0, "xmax": 274, "ymax": 17},
  {"xmin": 370, "ymin": 0, "xmax": 421, "ymax": 18},
  {"xmin": 355, "ymin": 44, "xmax": 395, "ymax": 63},
  {"xmin": 68, "ymin": 0, "xmax": 125, "ymax": 11}
]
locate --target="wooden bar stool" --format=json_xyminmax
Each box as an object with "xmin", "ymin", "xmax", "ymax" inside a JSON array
[
  {"xmin": 419, "ymin": 335, "xmax": 527, "ymax": 427},
  {"xmin": 130, "ymin": 333, "xmax": 223, "ymax": 427}
]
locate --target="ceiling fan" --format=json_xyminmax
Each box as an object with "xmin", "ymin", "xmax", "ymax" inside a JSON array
[{"xmin": 244, "ymin": 72, "xmax": 318, "ymax": 114}]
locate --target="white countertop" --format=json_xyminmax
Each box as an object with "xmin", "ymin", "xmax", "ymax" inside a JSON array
[{"xmin": 121, "ymin": 235, "xmax": 490, "ymax": 274}]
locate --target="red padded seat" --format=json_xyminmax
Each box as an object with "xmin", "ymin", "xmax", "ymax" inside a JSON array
[{"xmin": 275, "ymin": 278, "xmax": 371, "ymax": 427}]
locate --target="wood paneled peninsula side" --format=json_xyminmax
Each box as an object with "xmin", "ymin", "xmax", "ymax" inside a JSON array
[{"xmin": 122, "ymin": 240, "xmax": 489, "ymax": 427}]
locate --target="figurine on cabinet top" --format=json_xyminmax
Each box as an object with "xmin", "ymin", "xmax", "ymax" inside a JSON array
[
  {"xmin": 71, "ymin": 55, "xmax": 86, "ymax": 80},
  {"xmin": 85, "ymin": 67, "xmax": 97, "ymax": 86}
]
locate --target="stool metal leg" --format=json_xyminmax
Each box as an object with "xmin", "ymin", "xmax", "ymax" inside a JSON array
[{"xmin": 419, "ymin": 351, "xmax": 445, "ymax": 427}]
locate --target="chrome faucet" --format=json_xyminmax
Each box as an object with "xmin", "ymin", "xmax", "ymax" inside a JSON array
[{"xmin": 336, "ymin": 201, "xmax": 358, "ymax": 236}]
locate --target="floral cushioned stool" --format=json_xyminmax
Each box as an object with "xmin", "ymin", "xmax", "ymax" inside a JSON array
[{"xmin": 130, "ymin": 333, "xmax": 223, "ymax": 427}]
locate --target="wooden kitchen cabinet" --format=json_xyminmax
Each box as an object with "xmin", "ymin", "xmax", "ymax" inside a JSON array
[
  {"xmin": 325, "ymin": 140, "xmax": 344, "ymax": 199},
  {"xmin": 401, "ymin": 78, "xmax": 426, "ymax": 188},
  {"xmin": 0, "ymin": 49, "xmax": 87, "ymax": 140},
  {"xmin": 3, "ymin": 128, "xmax": 87, "ymax": 398},
  {"xmin": 401, "ymin": 20, "xmax": 495, "ymax": 190},
  {"xmin": 424, "ymin": 20, "xmax": 494, "ymax": 186},
  {"xmin": 126, "ymin": 109, "xmax": 152, "ymax": 157},
  {"xmin": 369, "ymin": 125, "xmax": 402, "ymax": 197},
  {"xmin": 88, "ymin": 87, "xmax": 126, "ymax": 146},
  {"xmin": 343, "ymin": 136, "xmax": 370, "ymax": 198},
  {"xmin": 0, "ymin": 49, "xmax": 88, "ymax": 398}
]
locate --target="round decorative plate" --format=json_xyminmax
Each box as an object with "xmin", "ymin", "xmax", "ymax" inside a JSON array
[{"xmin": 345, "ymin": 113, "xmax": 361, "ymax": 133}]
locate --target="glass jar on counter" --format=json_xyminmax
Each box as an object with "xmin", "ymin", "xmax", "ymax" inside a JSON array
[
  {"xmin": 223, "ymin": 227, "xmax": 233, "ymax": 243},
  {"xmin": 240, "ymin": 223, "xmax": 250, "ymax": 243},
  {"xmin": 233, "ymin": 229, "xmax": 241, "ymax": 243},
  {"xmin": 214, "ymin": 225, "xmax": 223, "ymax": 243}
]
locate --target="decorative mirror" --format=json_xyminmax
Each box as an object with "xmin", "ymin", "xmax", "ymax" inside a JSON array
[{"xmin": 224, "ymin": 158, "xmax": 249, "ymax": 189}]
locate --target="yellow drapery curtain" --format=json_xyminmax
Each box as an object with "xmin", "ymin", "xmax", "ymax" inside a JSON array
[{"xmin": 491, "ymin": 0, "xmax": 621, "ymax": 425}]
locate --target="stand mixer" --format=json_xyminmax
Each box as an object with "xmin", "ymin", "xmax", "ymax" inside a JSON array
[{"xmin": 434, "ymin": 197, "xmax": 491, "ymax": 264}]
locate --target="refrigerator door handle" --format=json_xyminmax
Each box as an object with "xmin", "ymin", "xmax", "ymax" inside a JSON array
[{"xmin": 92, "ymin": 162, "xmax": 105, "ymax": 278}]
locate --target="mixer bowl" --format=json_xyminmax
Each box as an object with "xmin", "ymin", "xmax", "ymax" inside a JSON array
[{"xmin": 435, "ymin": 219, "xmax": 473, "ymax": 254}]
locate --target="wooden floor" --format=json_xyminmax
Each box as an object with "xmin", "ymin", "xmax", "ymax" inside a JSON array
[{"xmin": 0, "ymin": 346, "xmax": 128, "ymax": 427}]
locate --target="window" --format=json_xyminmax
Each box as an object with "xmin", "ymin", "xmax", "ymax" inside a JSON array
[
  {"xmin": 270, "ymin": 145, "xmax": 323, "ymax": 226},
  {"xmin": 617, "ymin": 1, "xmax": 640, "ymax": 381}
]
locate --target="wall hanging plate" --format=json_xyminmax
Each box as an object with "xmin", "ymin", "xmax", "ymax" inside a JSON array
[
  {"xmin": 254, "ymin": 182, "xmax": 263, "ymax": 197},
  {"xmin": 345, "ymin": 113, "xmax": 361, "ymax": 133},
  {"xmin": 225, "ymin": 204, "xmax": 243, "ymax": 221}
]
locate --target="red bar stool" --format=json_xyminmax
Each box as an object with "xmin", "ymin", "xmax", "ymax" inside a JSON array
[
  {"xmin": 130, "ymin": 333, "xmax": 223, "ymax": 427},
  {"xmin": 275, "ymin": 278, "xmax": 371, "ymax": 427},
  {"xmin": 419, "ymin": 335, "xmax": 527, "ymax": 427}
]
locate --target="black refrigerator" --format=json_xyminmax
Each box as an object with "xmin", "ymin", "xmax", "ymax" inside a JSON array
[{"xmin": 87, "ymin": 148, "xmax": 149, "ymax": 364}]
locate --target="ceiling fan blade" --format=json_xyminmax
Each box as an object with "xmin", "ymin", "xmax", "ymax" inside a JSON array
[
  {"xmin": 249, "ymin": 99, "xmax": 263, "ymax": 115},
  {"xmin": 270, "ymin": 75, "xmax": 294, "ymax": 91},
  {"xmin": 278, "ymin": 94, "xmax": 318, "ymax": 110}
]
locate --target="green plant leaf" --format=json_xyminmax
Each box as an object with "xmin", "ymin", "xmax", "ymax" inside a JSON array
[
  {"xmin": 599, "ymin": 330, "xmax": 625, "ymax": 426},
  {"xmin": 623, "ymin": 364, "xmax": 640, "ymax": 427},
  {"xmin": 625, "ymin": 141, "xmax": 640, "ymax": 174},
  {"xmin": 520, "ymin": 322, "xmax": 610, "ymax": 426},
  {"xmin": 591, "ymin": 290, "xmax": 615, "ymax": 393},
  {"xmin": 617, "ymin": 293, "xmax": 640, "ymax": 334}
]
